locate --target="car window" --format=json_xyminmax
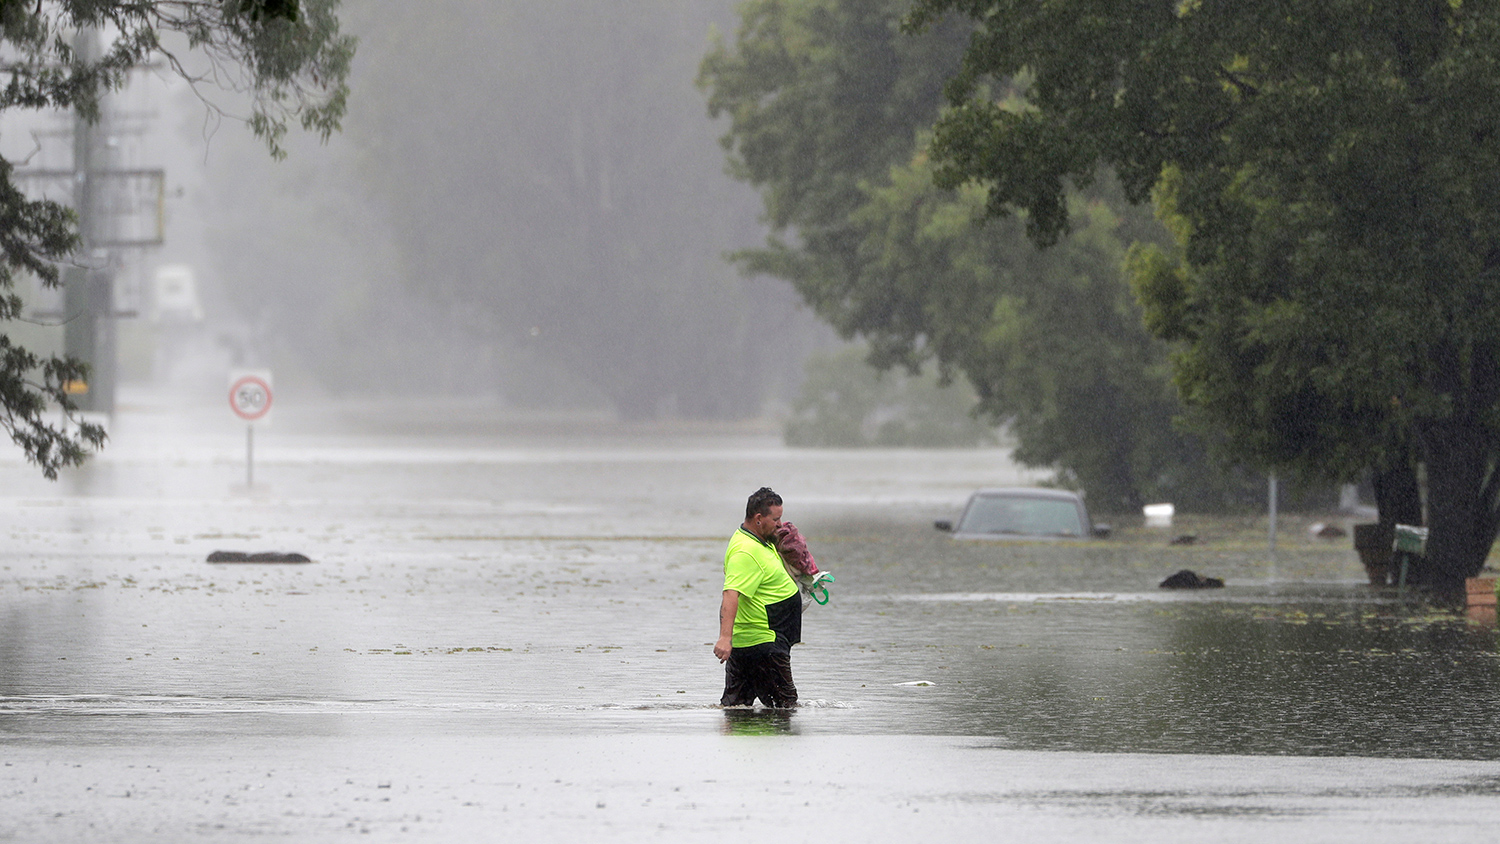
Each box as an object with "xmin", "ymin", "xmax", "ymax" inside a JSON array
[{"xmin": 959, "ymin": 496, "xmax": 1084, "ymax": 537}]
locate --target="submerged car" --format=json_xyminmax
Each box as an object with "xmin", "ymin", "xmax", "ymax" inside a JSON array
[{"xmin": 935, "ymin": 487, "xmax": 1110, "ymax": 540}]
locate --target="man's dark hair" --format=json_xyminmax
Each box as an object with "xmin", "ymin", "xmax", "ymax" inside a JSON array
[{"xmin": 745, "ymin": 486, "xmax": 782, "ymax": 520}]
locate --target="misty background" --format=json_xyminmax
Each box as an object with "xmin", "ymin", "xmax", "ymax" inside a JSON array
[{"xmin": 7, "ymin": 1, "xmax": 890, "ymax": 428}]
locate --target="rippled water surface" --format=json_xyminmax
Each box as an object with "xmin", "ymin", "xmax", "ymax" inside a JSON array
[{"xmin": 3, "ymin": 391, "xmax": 1500, "ymax": 840}]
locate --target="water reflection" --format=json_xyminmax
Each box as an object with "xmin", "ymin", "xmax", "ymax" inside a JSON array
[
  {"xmin": 832, "ymin": 588, "xmax": 1500, "ymax": 758},
  {"xmin": 721, "ymin": 707, "xmax": 798, "ymax": 736}
]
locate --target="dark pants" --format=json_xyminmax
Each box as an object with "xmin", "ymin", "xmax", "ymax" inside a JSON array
[
  {"xmin": 721, "ymin": 593, "xmax": 801, "ymax": 708},
  {"xmin": 720, "ymin": 641, "xmax": 797, "ymax": 708}
]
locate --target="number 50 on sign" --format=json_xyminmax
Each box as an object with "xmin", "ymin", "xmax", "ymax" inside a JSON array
[{"xmin": 229, "ymin": 370, "xmax": 273, "ymax": 424}]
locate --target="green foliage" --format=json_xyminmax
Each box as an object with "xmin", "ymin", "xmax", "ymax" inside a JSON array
[
  {"xmin": 784, "ymin": 345, "xmax": 999, "ymax": 448},
  {"xmin": 0, "ymin": 0, "xmax": 353, "ymax": 476},
  {"xmin": 702, "ymin": 0, "xmax": 1261, "ymax": 511},
  {"xmin": 700, "ymin": 0, "xmax": 968, "ymax": 277},
  {"xmin": 908, "ymin": 0, "xmax": 1500, "ymax": 579},
  {"xmin": 228, "ymin": 0, "xmax": 301, "ymax": 24},
  {"xmin": 846, "ymin": 151, "xmax": 1266, "ymax": 511}
]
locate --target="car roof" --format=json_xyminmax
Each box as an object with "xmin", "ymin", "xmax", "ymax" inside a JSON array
[{"xmin": 969, "ymin": 487, "xmax": 1083, "ymax": 502}]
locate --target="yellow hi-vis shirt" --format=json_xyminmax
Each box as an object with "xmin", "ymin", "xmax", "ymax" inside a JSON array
[{"xmin": 723, "ymin": 526, "xmax": 798, "ymax": 648}]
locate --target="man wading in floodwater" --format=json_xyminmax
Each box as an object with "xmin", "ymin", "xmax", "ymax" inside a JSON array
[{"xmin": 715, "ymin": 487, "xmax": 801, "ymax": 707}]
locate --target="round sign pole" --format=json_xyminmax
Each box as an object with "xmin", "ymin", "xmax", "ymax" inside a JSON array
[{"xmin": 228, "ymin": 373, "xmax": 273, "ymax": 488}]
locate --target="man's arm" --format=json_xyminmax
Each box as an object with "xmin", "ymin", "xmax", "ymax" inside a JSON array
[{"xmin": 714, "ymin": 590, "xmax": 739, "ymax": 662}]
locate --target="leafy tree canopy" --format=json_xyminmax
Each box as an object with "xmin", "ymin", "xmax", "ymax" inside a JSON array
[
  {"xmin": 0, "ymin": 0, "xmax": 352, "ymax": 477},
  {"xmin": 908, "ymin": 0, "xmax": 1500, "ymax": 582},
  {"xmin": 702, "ymin": 0, "xmax": 1265, "ymax": 511},
  {"xmin": 847, "ymin": 153, "xmax": 1264, "ymax": 511},
  {"xmin": 701, "ymin": 0, "xmax": 969, "ymax": 278}
]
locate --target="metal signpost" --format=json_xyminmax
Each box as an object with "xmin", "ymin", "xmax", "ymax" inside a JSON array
[
  {"xmin": 228, "ymin": 371, "xmax": 273, "ymax": 487},
  {"xmin": 1268, "ymin": 474, "xmax": 1278, "ymax": 555}
]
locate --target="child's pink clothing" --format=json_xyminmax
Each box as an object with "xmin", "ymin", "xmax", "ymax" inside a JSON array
[{"xmin": 773, "ymin": 522, "xmax": 819, "ymax": 576}]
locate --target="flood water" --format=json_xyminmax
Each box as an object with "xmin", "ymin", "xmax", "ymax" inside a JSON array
[{"xmin": 4, "ymin": 388, "xmax": 1500, "ymax": 841}]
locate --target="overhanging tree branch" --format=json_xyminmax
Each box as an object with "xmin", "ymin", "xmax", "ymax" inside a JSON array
[{"xmin": 0, "ymin": 0, "xmax": 353, "ymax": 476}]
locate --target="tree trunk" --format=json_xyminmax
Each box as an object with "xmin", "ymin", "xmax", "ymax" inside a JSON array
[
  {"xmin": 1360, "ymin": 453, "xmax": 1422, "ymax": 586},
  {"xmin": 1372, "ymin": 451, "xmax": 1422, "ymax": 533},
  {"xmin": 1417, "ymin": 418, "xmax": 1500, "ymax": 589}
]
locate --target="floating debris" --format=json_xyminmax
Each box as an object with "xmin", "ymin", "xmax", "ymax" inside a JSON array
[
  {"xmin": 1308, "ymin": 522, "xmax": 1347, "ymax": 539},
  {"xmin": 1159, "ymin": 569, "xmax": 1224, "ymax": 589},
  {"xmin": 1143, "ymin": 502, "xmax": 1175, "ymax": 527},
  {"xmin": 206, "ymin": 551, "xmax": 312, "ymax": 564}
]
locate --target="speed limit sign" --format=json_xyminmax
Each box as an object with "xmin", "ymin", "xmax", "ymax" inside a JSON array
[{"xmin": 229, "ymin": 371, "xmax": 273, "ymax": 422}]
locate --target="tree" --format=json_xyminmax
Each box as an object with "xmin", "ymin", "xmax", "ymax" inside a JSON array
[
  {"xmin": 0, "ymin": 0, "xmax": 353, "ymax": 477},
  {"xmin": 845, "ymin": 154, "xmax": 1260, "ymax": 511},
  {"xmin": 308, "ymin": 1, "xmax": 819, "ymax": 420},
  {"xmin": 783, "ymin": 343, "xmax": 1000, "ymax": 448},
  {"xmin": 700, "ymin": 0, "xmax": 1262, "ymax": 511},
  {"xmin": 909, "ymin": 0, "xmax": 1500, "ymax": 585},
  {"xmin": 700, "ymin": 0, "xmax": 969, "ymax": 294}
]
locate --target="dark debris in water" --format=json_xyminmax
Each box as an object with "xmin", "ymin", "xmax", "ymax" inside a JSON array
[
  {"xmin": 1159, "ymin": 570, "xmax": 1224, "ymax": 589},
  {"xmin": 206, "ymin": 551, "xmax": 312, "ymax": 564}
]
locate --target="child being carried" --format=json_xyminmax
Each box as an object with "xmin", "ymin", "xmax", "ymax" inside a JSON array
[{"xmin": 773, "ymin": 521, "xmax": 835, "ymax": 606}]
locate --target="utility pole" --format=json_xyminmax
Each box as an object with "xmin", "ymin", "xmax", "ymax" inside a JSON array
[
  {"xmin": 31, "ymin": 30, "xmax": 165, "ymax": 415},
  {"xmin": 15, "ymin": 31, "xmax": 165, "ymax": 415},
  {"xmin": 61, "ymin": 28, "xmax": 116, "ymax": 415}
]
